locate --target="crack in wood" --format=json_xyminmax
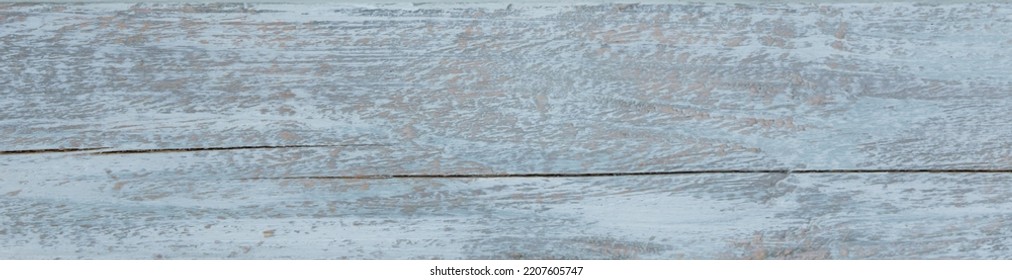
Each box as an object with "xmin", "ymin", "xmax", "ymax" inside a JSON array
[
  {"xmin": 89, "ymin": 144, "xmax": 388, "ymax": 154},
  {"xmin": 250, "ymin": 169, "xmax": 1012, "ymax": 180},
  {"xmin": 0, "ymin": 144, "xmax": 389, "ymax": 155},
  {"xmin": 0, "ymin": 147, "xmax": 110, "ymax": 154}
]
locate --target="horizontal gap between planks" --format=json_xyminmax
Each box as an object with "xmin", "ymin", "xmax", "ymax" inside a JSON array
[
  {"xmin": 250, "ymin": 169, "xmax": 1012, "ymax": 180},
  {"xmin": 5, "ymin": 147, "xmax": 1009, "ymax": 178}
]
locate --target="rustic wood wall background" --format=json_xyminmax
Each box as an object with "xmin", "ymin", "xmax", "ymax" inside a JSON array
[{"xmin": 1, "ymin": 1, "xmax": 1010, "ymax": 259}]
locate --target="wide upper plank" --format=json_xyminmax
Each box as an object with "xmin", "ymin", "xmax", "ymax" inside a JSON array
[{"xmin": 2, "ymin": 3, "xmax": 1010, "ymax": 173}]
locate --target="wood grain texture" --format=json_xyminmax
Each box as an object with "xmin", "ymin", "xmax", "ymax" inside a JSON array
[
  {"xmin": 3, "ymin": 164, "xmax": 1011, "ymax": 259},
  {"xmin": 1, "ymin": 2, "xmax": 1010, "ymax": 259},
  {"xmin": 3, "ymin": 2, "xmax": 1010, "ymax": 172}
]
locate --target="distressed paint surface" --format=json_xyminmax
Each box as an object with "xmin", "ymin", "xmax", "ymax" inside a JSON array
[
  {"xmin": 3, "ymin": 166, "xmax": 1012, "ymax": 259},
  {"xmin": 0, "ymin": 2, "xmax": 1010, "ymax": 259}
]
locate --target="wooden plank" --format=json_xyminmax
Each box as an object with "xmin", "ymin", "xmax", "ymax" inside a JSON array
[
  {"xmin": 1, "ymin": 2, "xmax": 1010, "ymax": 260},
  {"xmin": 1, "ymin": 159, "xmax": 1010, "ymax": 259},
  {"xmin": 2, "ymin": 2, "xmax": 1009, "ymax": 173}
]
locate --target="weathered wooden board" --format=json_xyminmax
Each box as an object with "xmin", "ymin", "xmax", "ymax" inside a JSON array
[
  {"xmin": 2, "ymin": 161, "xmax": 1011, "ymax": 259},
  {"xmin": 1, "ymin": 2, "xmax": 1010, "ymax": 259},
  {"xmin": 2, "ymin": 2, "xmax": 1009, "ymax": 173}
]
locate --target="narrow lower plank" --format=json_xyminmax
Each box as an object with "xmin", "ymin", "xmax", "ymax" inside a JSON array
[
  {"xmin": 3, "ymin": 3, "xmax": 1010, "ymax": 172},
  {"xmin": 2, "ymin": 170, "xmax": 1009, "ymax": 259}
]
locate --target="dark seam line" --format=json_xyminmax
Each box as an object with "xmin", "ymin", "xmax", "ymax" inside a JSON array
[
  {"xmin": 0, "ymin": 147, "xmax": 110, "ymax": 154},
  {"xmin": 90, "ymin": 144, "xmax": 388, "ymax": 154},
  {"xmin": 249, "ymin": 169, "xmax": 1012, "ymax": 180},
  {"xmin": 0, "ymin": 144, "xmax": 387, "ymax": 155}
]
